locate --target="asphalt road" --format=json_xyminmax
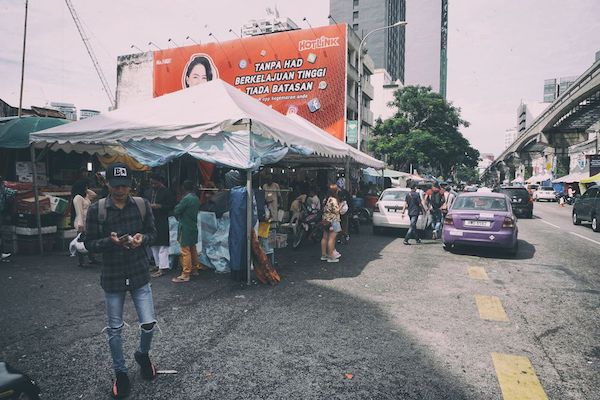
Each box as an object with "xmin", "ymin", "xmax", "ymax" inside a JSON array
[{"xmin": 0, "ymin": 202, "xmax": 598, "ymax": 399}]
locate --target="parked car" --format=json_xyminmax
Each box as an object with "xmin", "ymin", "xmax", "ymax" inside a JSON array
[
  {"xmin": 494, "ymin": 186, "xmax": 533, "ymax": 218},
  {"xmin": 442, "ymin": 192, "xmax": 519, "ymax": 255},
  {"xmin": 533, "ymin": 186, "xmax": 557, "ymax": 202},
  {"xmin": 572, "ymin": 185, "xmax": 600, "ymax": 231},
  {"xmin": 372, "ymin": 188, "xmax": 430, "ymax": 234}
]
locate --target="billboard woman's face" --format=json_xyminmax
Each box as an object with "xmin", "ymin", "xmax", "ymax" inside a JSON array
[{"xmin": 186, "ymin": 63, "xmax": 208, "ymax": 87}]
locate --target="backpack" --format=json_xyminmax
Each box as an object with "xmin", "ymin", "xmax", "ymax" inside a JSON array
[
  {"xmin": 430, "ymin": 190, "xmax": 444, "ymax": 210},
  {"xmin": 97, "ymin": 196, "xmax": 146, "ymax": 234}
]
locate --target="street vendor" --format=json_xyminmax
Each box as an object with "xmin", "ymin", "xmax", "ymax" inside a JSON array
[{"xmin": 262, "ymin": 174, "xmax": 281, "ymax": 222}]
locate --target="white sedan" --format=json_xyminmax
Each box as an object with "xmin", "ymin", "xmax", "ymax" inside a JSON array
[
  {"xmin": 372, "ymin": 188, "xmax": 431, "ymax": 234},
  {"xmin": 533, "ymin": 186, "xmax": 557, "ymax": 202}
]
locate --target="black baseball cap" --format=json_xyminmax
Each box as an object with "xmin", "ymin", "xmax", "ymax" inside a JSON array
[{"xmin": 106, "ymin": 163, "xmax": 132, "ymax": 187}]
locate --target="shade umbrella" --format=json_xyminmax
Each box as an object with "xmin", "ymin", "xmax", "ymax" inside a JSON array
[{"xmin": 0, "ymin": 116, "xmax": 70, "ymax": 149}]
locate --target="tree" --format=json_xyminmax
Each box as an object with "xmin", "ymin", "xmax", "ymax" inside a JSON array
[{"xmin": 369, "ymin": 86, "xmax": 480, "ymax": 179}]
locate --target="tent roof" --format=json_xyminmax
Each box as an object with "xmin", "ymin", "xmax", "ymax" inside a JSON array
[
  {"xmin": 286, "ymin": 113, "xmax": 384, "ymax": 169},
  {"xmin": 363, "ymin": 167, "xmax": 409, "ymax": 178},
  {"xmin": 0, "ymin": 116, "xmax": 69, "ymax": 149},
  {"xmin": 30, "ymin": 80, "xmax": 358, "ymax": 169}
]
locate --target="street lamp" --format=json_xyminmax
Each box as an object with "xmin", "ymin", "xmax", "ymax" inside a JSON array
[{"xmin": 357, "ymin": 20, "xmax": 407, "ymax": 151}]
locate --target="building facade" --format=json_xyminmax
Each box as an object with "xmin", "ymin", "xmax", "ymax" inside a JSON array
[
  {"xmin": 80, "ymin": 109, "xmax": 100, "ymax": 120},
  {"xmin": 370, "ymin": 68, "xmax": 401, "ymax": 121},
  {"xmin": 543, "ymin": 76, "xmax": 577, "ymax": 103},
  {"xmin": 404, "ymin": 0, "xmax": 445, "ymax": 94},
  {"xmin": 517, "ymin": 101, "xmax": 547, "ymax": 134},
  {"xmin": 242, "ymin": 16, "xmax": 299, "ymax": 36},
  {"xmin": 49, "ymin": 102, "xmax": 77, "ymax": 121},
  {"xmin": 504, "ymin": 127, "xmax": 518, "ymax": 150},
  {"xmin": 330, "ymin": 0, "xmax": 406, "ymax": 83}
]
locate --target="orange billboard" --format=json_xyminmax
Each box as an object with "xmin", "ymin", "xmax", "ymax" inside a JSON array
[{"xmin": 153, "ymin": 24, "xmax": 348, "ymax": 141}]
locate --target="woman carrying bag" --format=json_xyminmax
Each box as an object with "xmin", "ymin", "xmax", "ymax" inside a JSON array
[
  {"xmin": 320, "ymin": 184, "xmax": 342, "ymax": 263},
  {"xmin": 71, "ymin": 180, "xmax": 98, "ymax": 267}
]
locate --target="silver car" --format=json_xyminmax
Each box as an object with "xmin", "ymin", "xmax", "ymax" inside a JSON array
[{"xmin": 372, "ymin": 188, "xmax": 431, "ymax": 234}]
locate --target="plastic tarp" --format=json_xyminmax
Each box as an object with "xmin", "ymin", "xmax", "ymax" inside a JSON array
[
  {"xmin": 168, "ymin": 213, "xmax": 230, "ymax": 273},
  {"xmin": 30, "ymin": 79, "xmax": 355, "ymax": 169}
]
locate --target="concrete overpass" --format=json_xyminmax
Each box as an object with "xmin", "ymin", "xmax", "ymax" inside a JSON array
[{"xmin": 483, "ymin": 58, "xmax": 600, "ymax": 183}]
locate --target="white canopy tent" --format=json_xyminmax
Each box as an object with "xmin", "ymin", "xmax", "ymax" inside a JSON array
[{"xmin": 30, "ymin": 79, "xmax": 384, "ymax": 282}]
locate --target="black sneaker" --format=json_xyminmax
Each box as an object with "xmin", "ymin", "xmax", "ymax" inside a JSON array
[
  {"xmin": 134, "ymin": 351, "xmax": 157, "ymax": 380},
  {"xmin": 416, "ymin": 239, "xmax": 422, "ymax": 244},
  {"xmin": 111, "ymin": 371, "xmax": 130, "ymax": 399},
  {"xmin": 403, "ymin": 241, "xmax": 410, "ymax": 245}
]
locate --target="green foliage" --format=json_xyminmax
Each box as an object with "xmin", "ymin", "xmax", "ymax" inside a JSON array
[
  {"xmin": 455, "ymin": 164, "xmax": 479, "ymax": 184},
  {"xmin": 369, "ymin": 86, "xmax": 479, "ymax": 179}
]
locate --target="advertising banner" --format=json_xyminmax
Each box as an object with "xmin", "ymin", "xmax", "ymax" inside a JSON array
[
  {"xmin": 346, "ymin": 120, "xmax": 357, "ymax": 144},
  {"xmin": 589, "ymin": 155, "xmax": 600, "ymax": 176},
  {"xmin": 153, "ymin": 24, "xmax": 347, "ymax": 141}
]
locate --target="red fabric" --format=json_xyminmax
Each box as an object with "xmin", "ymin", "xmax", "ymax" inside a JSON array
[{"xmin": 197, "ymin": 161, "xmax": 215, "ymax": 185}]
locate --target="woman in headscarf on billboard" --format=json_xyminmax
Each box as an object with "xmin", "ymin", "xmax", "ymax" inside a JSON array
[{"xmin": 182, "ymin": 54, "xmax": 219, "ymax": 88}]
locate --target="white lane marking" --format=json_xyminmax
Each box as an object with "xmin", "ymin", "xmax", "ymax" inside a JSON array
[
  {"xmin": 539, "ymin": 220, "xmax": 561, "ymax": 229},
  {"xmin": 569, "ymin": 231, "xmax": 600, "ymax": 246}
]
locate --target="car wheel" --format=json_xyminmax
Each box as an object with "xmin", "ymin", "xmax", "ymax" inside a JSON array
[
  {"xmin": 572, "ymin": 211, "xmax": 581, "ymax": 225},
  {"xmin": 593, "ymin": 216, "xmax": 600, "ymax": 232},
  {"xmin": 442, "ymin": 242, "xmax": 453, "ymax": 252}
]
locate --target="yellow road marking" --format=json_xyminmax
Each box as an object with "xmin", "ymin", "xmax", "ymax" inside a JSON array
[
  {"xmin": 491, "ymin": 353, "xmax": 549, "ymax": 400},
  {"xmin": 475, "ymin": 295, "xmax": 509, "ymax": 322},
  {"xmin": 468, "ymin": 266, "xmax": 489, "ymax": 280}
]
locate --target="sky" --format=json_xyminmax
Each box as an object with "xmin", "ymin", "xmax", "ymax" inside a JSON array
[{"xmin": 1, "ymin": 0, "xmax": 599, "ymax": 157}]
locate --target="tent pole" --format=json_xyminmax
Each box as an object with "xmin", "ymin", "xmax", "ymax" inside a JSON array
[
  {"xmin": 246, "ymin": 120, "xmax": 253, "ymax": 286},
  {"xmin": 345, "ymin": 157, "xmax": 351, "ymax": 194},
  {"xmin": 30, "ymin": 145, "xmax": 44, "ymax": 255},
  {"xmin": 246, "ymin": 170, "xmax": 252, "ymax": 286}
]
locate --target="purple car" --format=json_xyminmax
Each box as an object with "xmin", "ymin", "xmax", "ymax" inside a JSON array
[{"xmin": 442, "ymin": 192, "xmax": 519, "ymax": 255}]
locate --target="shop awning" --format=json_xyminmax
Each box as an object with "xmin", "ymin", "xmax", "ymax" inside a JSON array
[
  {"xmin": 0, "ymin": 116, "xmax": 69, "ymax": 149},
  {"xmin": 30, "ymin": 80, "xmax": 357, "ymax": 170},
  {"xmin": 552, "ymin": 171, "xmax": 589, "ymax": 183},
  {"xmin": 580, "ymin": 172, "xmax": 600, "ymax": 184},
  {"xmin": 526, "ymin": 172, "xmax": 552, "ymax": 183},
  {"xmin": 363, "ymin": 167, "xmax": 411, "ymax": 178}
]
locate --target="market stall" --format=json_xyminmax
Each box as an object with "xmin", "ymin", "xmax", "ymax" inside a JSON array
[{"xmin": 30, "ymin": 79, "xmax": 384, "ymax": 284}]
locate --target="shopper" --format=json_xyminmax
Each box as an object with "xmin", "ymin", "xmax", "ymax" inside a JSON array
[
  {"xmin": 424, "ymin": 183, "xmax": 446, "ymax": 239},
  {"xmin": 172, "ymin": 180, "xmax": 201, "ymax": 283},
  {"xmin": 84, "ymin": 163, "xmax": 158, "ymax": 399},
  {"xmin": 145, "ymin": 175, "xmax": 175, "ymax": 278},
  {"xmin": 71, "ymin": 179, "xmax": 98, "ymax": 267},
  {"xmin": 403, "ymin": 183, "xmax": 424, "ymax": 245},
  {"xmin": 262, "ymin": 174, "xmax": 281, "ymax": 222},
  {"xmin": 320, "ymin": 184, "xmax": 342, "ymax": 263}
]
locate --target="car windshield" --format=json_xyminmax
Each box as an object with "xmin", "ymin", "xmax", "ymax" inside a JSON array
[
  {"xmin": 541, "ymin": 186, "xmax": 554, "ymax": 191},
  {"xmin": 380, "ymin": 190, "xmax": 409, "ymax": 201},
  {"xmin": 453, "ymin": 196, "xmax": 508, "ymax": 211}
]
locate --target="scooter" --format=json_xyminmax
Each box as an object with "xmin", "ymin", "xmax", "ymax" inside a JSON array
[
  {"xmin": 0, "ymin": 362, "xmax": 41, "ymax": 399},
  {"xmin": 292, "ymin": 203, "xmax": 323, "ymax": 249}
]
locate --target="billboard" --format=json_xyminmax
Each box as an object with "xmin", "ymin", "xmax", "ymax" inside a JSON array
[{"xmin": 152, "ymin": 24, "xmax": 347, "ymax": 141}]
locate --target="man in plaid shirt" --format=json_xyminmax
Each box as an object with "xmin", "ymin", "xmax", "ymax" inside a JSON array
[{"xmin": 85, "ymin": 163, "xmax": 158, "ymax": 399}]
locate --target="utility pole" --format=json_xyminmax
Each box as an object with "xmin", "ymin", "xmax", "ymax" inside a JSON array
[
  {"xmin": 439, "ymin": 0, "xmax": 448, "ymax": 99},
  {"xmin": 18, "ymin": 0, "xmax": 29, "ymax": 117}
]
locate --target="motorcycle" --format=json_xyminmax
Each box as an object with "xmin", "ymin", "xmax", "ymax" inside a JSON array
[
  {"xmin": 292, "ymin": 203, "xmax": 323, "ymax": 249},
  {"xmin": 0, "ymin": 362, "xmax": 41, "ymax": 399},
  {"xmin": 349, "ymin": 207, "xmax": 361, "ymax": 234}
]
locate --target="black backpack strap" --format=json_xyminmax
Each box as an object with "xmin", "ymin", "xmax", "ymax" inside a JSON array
[
  {"xmin": 97, "ymin": 198, "xmax": 107, "ymax": 235},
  {"xmin": 132, "ymin": 196, "xmax": 146, "ymax": 222}
]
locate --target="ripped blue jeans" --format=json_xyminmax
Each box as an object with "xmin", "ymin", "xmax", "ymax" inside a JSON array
[{"xmin": 104, "ymin": 283, "xmax": 156, "ymax": 373}]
